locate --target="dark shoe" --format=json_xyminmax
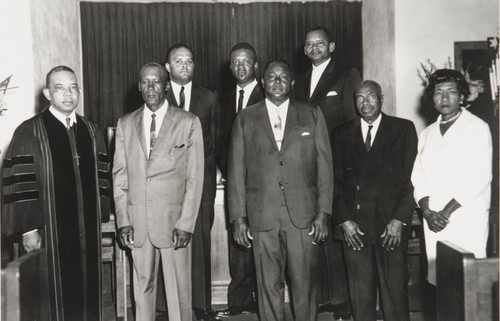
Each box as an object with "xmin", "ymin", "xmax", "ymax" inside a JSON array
[
  {"xmin": 216, "ymin": 302, "xmax": 257, "ymax": 317},
  {"xmin": 332, "ymin": 302, "xmax": 352, "ymax": 320},
  {"xmin": 195, "ymin": 308, "xmax": 222, "ymax": 321},
  {"xmin": 333, "ymin": 310, "xmax": 352, "ymax": 320},
  {"xmin": 317, "ymin": 303, "xmax": 335, "ymax": 314}
]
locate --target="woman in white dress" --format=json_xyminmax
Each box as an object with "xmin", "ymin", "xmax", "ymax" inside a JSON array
[{"xmin": 412, "ymin": 69, "xmax": 492, "ymax": 286}]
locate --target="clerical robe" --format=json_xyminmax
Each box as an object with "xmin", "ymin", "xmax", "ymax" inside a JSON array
[{"xmin": 2, "ymin": 108, "xmax": 110, "ymax": 321}]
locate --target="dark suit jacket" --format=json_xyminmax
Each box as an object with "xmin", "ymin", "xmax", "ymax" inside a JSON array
[
  {"xmin": 331, "ymin": 113, "xmax": 418, "ymax": 243},
  {"xmin": 217, "ymin": 84, "xmax": 265, "ymax": 178},
  {"xmin": 167, "ymin": 83, "xmax": 220, "ymax": 200},
  {"xmin": 295, "ymin": 60, "xmax": 361, "ymax": 135},
  {"xmin": 227, "ymin": 99, "xmax": 333, "ymax": 232}
]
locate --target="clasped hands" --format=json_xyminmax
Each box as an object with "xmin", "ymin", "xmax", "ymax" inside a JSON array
[
  {"xmin": 232, "ymin": 212, "xmax": 330, "ymax": 248},
  {"xmin": 118, "ymin": 225, "xmax": 192, "ymax": 250},
  {"xmin": 341, "ymin": 219, "xmax": 403, "ymax": 251}
]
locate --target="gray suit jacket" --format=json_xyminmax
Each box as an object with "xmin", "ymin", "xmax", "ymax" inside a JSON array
[
  {"xmin": 227, "ymin": 99, "xmax": 333, "ymax": 232},
  {"xmin": 113, "ymin": 104, "xmax": 204, "ymax": 248}
]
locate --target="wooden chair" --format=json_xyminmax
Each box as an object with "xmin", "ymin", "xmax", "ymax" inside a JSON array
[
  {"xmin": 1, "ymin": 249, "xmax": 49, "ymax": 321},
  {"xmin": 436, "ymin": 240, "xmax": 499, "ymax": 321}
]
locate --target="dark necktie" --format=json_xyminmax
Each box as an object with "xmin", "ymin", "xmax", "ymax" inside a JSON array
[
  {"xmin": 365, "ymin": 125, "xmax": 373, "ymax": 152},
  {"xmin": 150, "ymin": 113, "xmax": 156, "ymax": 158},
  {"xmin": 179, "ymin": 86, "xmax": 185, "ymax": 109},
  {"xmin": 237, "ymin": 89, "xmax": 244, "ymax": 112}
]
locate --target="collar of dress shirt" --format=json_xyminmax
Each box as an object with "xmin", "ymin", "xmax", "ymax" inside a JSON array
[
  {"xmin": 143, "ymin": 99, "xmax": 169, "ymax": 129},
  {"xmin": 310, "ymin": 57, "xmax": 331, "ymax": 96},
  {"xmin": 170, "ymin": 81, "xmax": 192, "ymax": 108},
  {"xmin": 49, "ymin": 106, "xmax": 77, "ymax": 127},
  {"xmin": 265, "ymin": 98, "xmax": 289, "ymax": 130},
  {"xmin": 236, "ymin": 79, "xmax": 258, "ymax": 111},
  {"xmin": 360, "ymin": 113, "xmax": 382, "ymax": 141},
  {"xmin": 311, "ymin": 57, "xmax": 331, "ymax": 72}
]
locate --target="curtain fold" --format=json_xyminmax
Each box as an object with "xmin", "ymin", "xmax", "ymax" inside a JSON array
[{"xmin": 80, "ymin": 1, "xmax": 362, "ymax": 129}]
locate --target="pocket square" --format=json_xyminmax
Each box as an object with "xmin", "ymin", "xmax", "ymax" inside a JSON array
[
  {"xmin": 301, "ymin": 132, "xmax": 310, "ymax": 136},
  {"xmin": 326, "ymin": 91, "xmax": 338, "ymax": 96}
]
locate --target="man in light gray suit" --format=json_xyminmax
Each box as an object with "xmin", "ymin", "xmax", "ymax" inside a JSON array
[{"xmin": 113, "ymin": 62, "xmax": 204, "ymax": 321}]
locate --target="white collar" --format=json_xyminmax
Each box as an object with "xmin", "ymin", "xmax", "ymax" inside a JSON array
[
  {"xmin": 170, "ymin": 81, "xmax": 192, "ymax": 93},
  {"xmin": 312, "ymin": 57, "xmax": 331, "ymax": 72},
  {"xmin": 143, "ymin": 99, "xmax": 169, "ymax": 118},
  {"xmin": 49, "ymin": 106, "xmax": 77, "ymax": 127},
  {"xmin": 237, "ymin": 79, "xmax": 258, "ymax": 93}
]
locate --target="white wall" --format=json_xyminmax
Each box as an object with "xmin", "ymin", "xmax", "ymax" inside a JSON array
[
  {"xmin": 395, "ymin": 0, "xmax": 499, "ymax": 134},
  {"xmin": 0, "ymin": 0, "xmax": 35, "ymax": 159}
]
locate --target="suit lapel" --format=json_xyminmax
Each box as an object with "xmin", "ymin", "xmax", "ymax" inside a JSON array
[
  {"xmin": 189, "ymin": 84, "xmax": 200, "ymax": 114},
  {"xmin": 281, "ymin": 101, "xmax": 298, "ymax": 149},
  {"xmin": 257, "ymin": 102, "xmax": 280, "ymax": 151},
  {"xmin": 154, "ymin": 103, "xmax": 174, "ymax": 151},
  {"xmin": 247, "ymin": 84, "xmax": 264, "ymax": 106},
  {"xmin": 166, "ymin": 88, "xmax": 178, "ymax": 107},
  {"xmin": 134, "ymin": 107, "xmax": 148, "ymax": 158},
  {"xmin": 310, "ymin": 60, "xmax": 342, "ymax": 103}
]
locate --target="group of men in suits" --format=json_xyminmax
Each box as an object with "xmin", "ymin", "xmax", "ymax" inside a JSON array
[{"xmin": 110, "ymin": 26, "xmax": 417, "ymax": 321}]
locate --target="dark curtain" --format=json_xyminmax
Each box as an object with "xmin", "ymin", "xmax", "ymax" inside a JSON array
[{"xmin": 80, "ymin": 1, "xmax": 362, "ymax": 129}]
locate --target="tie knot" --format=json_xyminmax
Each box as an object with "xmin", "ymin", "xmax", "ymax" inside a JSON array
[
  {"xmin": 368, "ymin": 125, "xmax": 373, "ymax": 131},
  {"xmin": 239, "ymin": 89, "xmax": 244, "ymax": 95},
  {"xmin": 151, "ymin": 113, "xmax": 156, "ymax": 119},
  {"xmin": 66, "ymin": 117, "xmax": 72, "ymax": 129}
]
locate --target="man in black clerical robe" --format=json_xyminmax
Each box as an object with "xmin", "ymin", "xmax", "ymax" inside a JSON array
[{"xmin": 2, "ymin": 65, "xmax": 110, "ymax": 321}]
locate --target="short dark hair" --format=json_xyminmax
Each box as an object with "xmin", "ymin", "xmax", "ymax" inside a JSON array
[
  {"xmin": 165, "ymin": 43, "xmax": 194, "ymax": 63},
  {"xmin": 262, "ymin": 58, "xmax": 294, "ymax": 79},
  {"xmin": 139, "ymin": 62, "xmax": 169, "ymax": 82},
  {"xmin": 230, "ymin": 42, "xmax": 257, "ymax": 62},
  {"xmin": 46, "ymin": 65, "xmax": 76, "ymax": 88},
  {"xmin": 306, "ymin": 26, "xmax": 333, "ymax": 43},
  {"xmin": 356, "ymin": 80, "xmax": 383, "ymax": 97},
  {"xmin": 426, "ymin": 69, "xmax": 470, "ymax": 99}
]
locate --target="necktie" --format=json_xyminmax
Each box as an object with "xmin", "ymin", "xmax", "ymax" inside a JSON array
[
  {"xmin": 274, "ymin": 110, "xmax": 283, "ymax": 150},
  {"xmin": 150, "ymin": 113, "xmax": 156, "ymax": 158},
  {"xmin": 66, "ymin": 117, "xmax": 80, "ymax": 166},
  {"xmin": 179, "ymin": 86, "xmax": 185, "ymax": 109},
  {"xmin": 365, "ymin": 125, "xmax": 373, "ymax": 152},
  {"xmin": 237, "ymin": 89, "xmax": 244, "ymax": 112}
]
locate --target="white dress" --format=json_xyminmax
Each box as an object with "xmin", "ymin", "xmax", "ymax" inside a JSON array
[{"xmin": 411, "ymin": 108, "xmax": 492, "ymax": 284}]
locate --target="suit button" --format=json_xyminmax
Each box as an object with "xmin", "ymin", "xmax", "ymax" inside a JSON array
[
  {"xmin": 356, "ymin": 185, "xmax": 360, "ymax": 191},
  {"xmin": 356, "ymin": 204, "xmax": 361, "ymax": 210},
  {"xmin": 280, "ymin": 161, "xmax": 285, "ymax": 165}
]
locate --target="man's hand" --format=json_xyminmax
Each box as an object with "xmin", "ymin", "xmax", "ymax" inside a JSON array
[
  {"xmin": 380, "ymin": 219, "xmax": 403, "ymax": 250},
  {"xmin": 172, "ymin": 228, "xmax": 192, "ymax": 250},
  {"xmin": 22, "ymin": 230, "xmax": 42, "ymax": 252},
  {"xmin": 309, "ymin": 212, "xmax": 329, "ymax": 245},
  {"xmin": 118, "ymin": 225, "xmax": 135, "ymax": 250},
  {"xmin": 233, "ymin": 217, "xmax": 252, "ymax": 248},
  {"xmin": 341, "ymin": 220, "xmax": 364, "ymax": 250}
]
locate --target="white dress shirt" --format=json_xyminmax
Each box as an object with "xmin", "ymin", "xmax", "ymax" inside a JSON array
[
  {"xmin": 310, "ymin": 57, "xmax": 331, "ymax": 97},
  {"xmin": 49, "ymin": 106, "xmax": 77, "ymax": 128},
  {"xmin": 265, "ymin": 98, "xmax": 289, "ymax": 150},
  {"xmin": 360, "ymin": 113, "xmax": 381, "ymax": 143},
  {"xmin": 170, "ymin": 81, "xmax": 192, "ymax": 111},
  {"xmin": 143, "ymin": 100, "xmax": 169, "ymax": 158},
  {"xmin": 236, "ymin": 79, "xmax": 258, "ymax": 112}
]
